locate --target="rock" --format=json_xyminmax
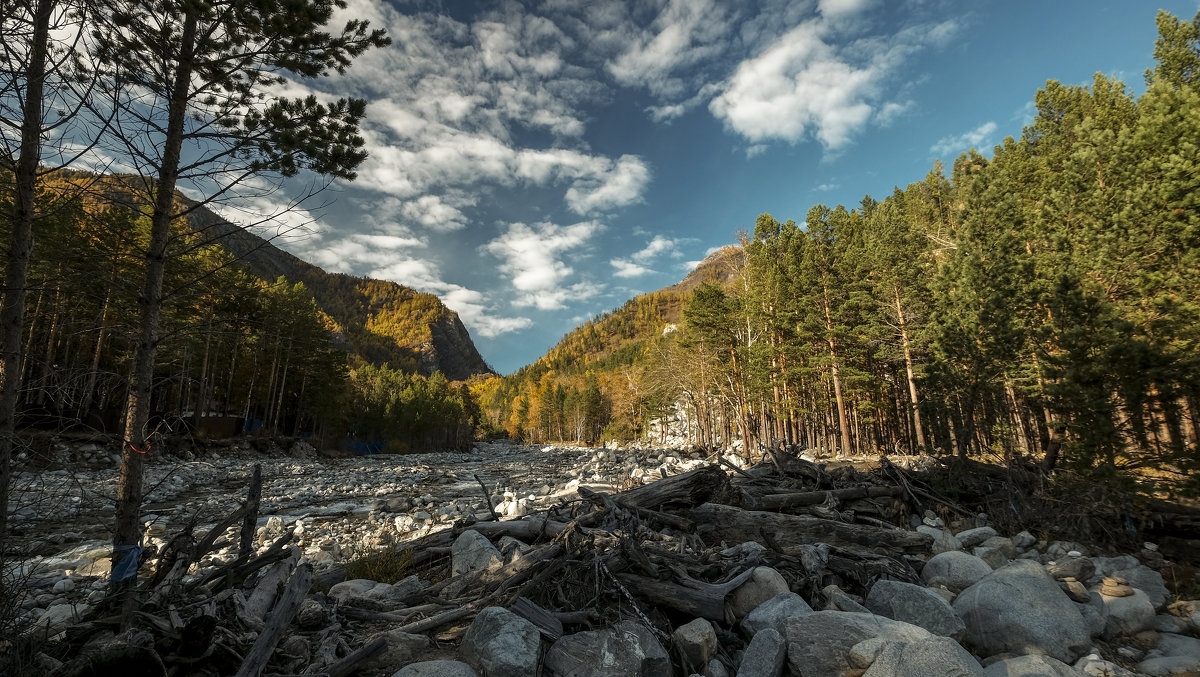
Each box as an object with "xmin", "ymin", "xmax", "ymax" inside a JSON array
[
  {"xmin": 391, "ymin": 660, "xmax": 479, "ymax": 677},
  {"xmin": 328, "ymin": 578, "xmax": 380, "ymax": 602},
  {"xmin": 973, "ymin": 546, "xmax": 1011, "ymax": 570},
  {"xmin": 544, "ymin": 620, "xmax": 670, "ymax": 677},
  {"xmin": 861, "ymin": 636, "xmax": 986, "ymax": 677},
  {"xmin": 922, "ymin": 551, "xmax": 994, "ymax": 593},
  {"xmin": 1089, "ymin": 557, "xmax": 1169, "ymax": 610},
  {"xmin": 1073, "ymin": 653, "xmax": 1137, "ymax": 677},
  {"xmin": 1076, "ymin": 591, "xmax": 1107, "ymax": 638},
  {"xmin": 33, "ymin": 603, "xmax": 90, "ymax": 638},
  {"xmin": 297, "ymin": 598, "xmax": 327, "ymax": 629},
  {"xmin": 865, "ymin": 579, "xmax": 966, "ymax": 639},
  {"xmin": 978, "ymin": 536, "xmax": 1018, "ymax": 560},
  {"xmin": 736, "ymin": 627, "xmax": 785, "ymax": 677},
  {"xmin": 917, "ymin": 525, "xmax": 963, "ymax": 554},
  {"xmin": 672, "ymin": 618, "xmax": 717, "ymax": 671},
  {"xmin": 1046, "ymin": 557, "xmax": 1095, "ymax": 582},
  {"xmin": 1097, "ymin": 577, "xmax": 1133, "ymax": 597},
  {"xmin": 361, "ymin": 631, "xmax": 432, "ymax": 674},
  {"xmin": 823, "ymin": 585, "xmax": 871, "ymax": 613},
  {"xmin": 52, "ymin": 578, "xmax": 75, "ymax": 594},
  {"xmin": 460, "ymin": 606, "xmax": 541, "ymax": 677},
  {"xmin": 705, "ymin": 657, "xmax": 730, "ymax": 677},
  {"xmin": 741, "ymin": 592, "xmax": 814, "ymax": 638},
  {"xmin": 1137, "ymin": 633, "xmax": 1200, "ymax": 677},
  {"xmin": 956, "ymin": 526, "xmax": 998, "ymax": 549},
  {"xmin": 952, "ymin": 560, "xmax": 1092, "ymax": 664},
  {"xmin": 1168, "ymin": 600, "xmax": 1200, "ymax": 633},
  {"xmin": 984, "ymin": 654, "xmax": 1090, "ymax": 676},
  {"xmin": 451, "ymin": 530, "xmax": 502, "ymax": 577},
  {"xmin": 785, "ymin": 610, "xmax": 933, "ymax": 677},
  {"xmin": 1012, "ymin": 531, "xmax": 1037, "ymax": 550},
  {"xmin": 728, "ymin": 567, "xmax": 790, "ymax": 620},
  {"xmin": 1058, "ymin": 579, "xmax": 1091, "ymax": 603},
  {"xmin": 1100, "ymin": 587, "xmax": 1155, "ymax": 638}
]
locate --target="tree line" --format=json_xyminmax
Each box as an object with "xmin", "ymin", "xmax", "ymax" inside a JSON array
[{"xmin": 480, "ymin": 10, "xmax": 1199, "ymax": 495}]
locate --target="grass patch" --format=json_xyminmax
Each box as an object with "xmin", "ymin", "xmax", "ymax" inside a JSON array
[{"xmin": 343, "ymin": 547, "xmax": 414, "ymax": 583}]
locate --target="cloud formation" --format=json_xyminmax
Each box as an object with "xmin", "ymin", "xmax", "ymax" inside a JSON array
[
  {"xmin": 485, "ymin": 220, "xmax": 605, "ymax": 310},
  {"xmin": 930, "ymin": 121, "xmax": 998, "ymax": 158}
]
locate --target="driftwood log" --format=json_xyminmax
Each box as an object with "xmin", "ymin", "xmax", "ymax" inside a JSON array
[{"xmin": 690, "ymin": 502, "xmax": 933, "ymax": 554}]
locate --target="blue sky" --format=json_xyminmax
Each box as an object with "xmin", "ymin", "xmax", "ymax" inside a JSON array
[{"xmin": 250, "ymin": 0, "xmax": 1199, "ymax": 374}]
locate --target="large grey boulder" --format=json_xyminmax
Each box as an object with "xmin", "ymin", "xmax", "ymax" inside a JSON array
[
  {"xmin": 861, "ymin": 636, "xmax": 985, "ymax": 677},
  {"xmin": 785, "ymin": 610, "xmax": 933, "ymax": 677},
  {"xmin": 984, "ymin": 654, "xmax": 1090, "ymax": 676},
  {"xmin": 1137, "ymin": 633, "xmax": 1200, "ymax": 677},
  {"xmin": 922, "ymin": 551, "xmax": 993, "ymax": 593},
  {"xmin": 1099, "ymin": 588, "xmax": 1155, "ymax": 638},
  {"xmin": 1088, "ymin": 556, "xmax": 1169, "ymax": 610},
  {"xmin": 544, "ymin": 620, "xmax": 669, "ymax": 677},
  {"xmin": 917, "ymin": 525, "xmax": 962, "ymax": 554},
  {"xmin": 952, "ymin": 559, "xmax": 1092, "ymax": 663},
  {"xmin": 736, "ymin": 627, "xmax": 786, "ymax": 677},
  {"xmin": 459, "ymin": 606, "xmax": 541, "ymax": 677},
  {"xmin": 359, "ymin": 630, "xmax": 431, "ymax": 674},
  {"xmin": 741, "ymin": 591, "xmax": 813, "ymax": 638},
  {"xmin": 391, "ymin": 660, "xmax": 478, "ymax": 677},
  {"xmin": 865, "ymin": 579, "xmax": 966, "ymax": 639},
  {"xmin": 451, "ymin": 530, "xmax": 502, "ymax": 577}
]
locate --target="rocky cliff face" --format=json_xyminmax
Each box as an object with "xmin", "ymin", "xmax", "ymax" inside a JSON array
[{"xmin": 184, "ymin": 201, "xmax": 494, "ymax": 381}]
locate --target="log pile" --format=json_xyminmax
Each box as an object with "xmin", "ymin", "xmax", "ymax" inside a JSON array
[{"xmin": 19, "ymin": 451, "xmax": 1199, "ymax": 676}]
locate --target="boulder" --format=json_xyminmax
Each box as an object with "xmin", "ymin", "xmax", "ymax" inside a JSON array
[
  {"xmin": 1073, "ymin": 653, "xmax": 1138, "ymax": 677},
  {"xmin": 865, "ymin": 579, "xmax": 966, "ymax": 639},
  {"xmin": 922, "ymin": 551, "xmax": 993, "ymax": 593},
  {"xmin": 1168, "ymin": 599, "xmax": 1200, "ymax": 634},
  {"xmin": 460, "ymin": 606, "xmax": 541, "ymax": 677},
  {"xmin": 1046, "ymin": 557, "xmax": 1095, "ymax": 582},
  {"xmin": 361, "ymin": 630, "xmax": 431, "ymax": 674},
  {"xmin": 1099, "ymin": 587, "xmax": 1155, "ymax": 638},
  {"xmin": 451, "ymin": 530, "xmax": 502, "ymax": 577},
  {"xmin": 861, "ymin": 636, "xmax": 985, "ymax": 677},
  {"xmin": 955, "ymin": 526, "xmax": 998, "ymax": 549},
  {"xmin": 544, "ymin": 620, "xmax": 669, "ymax": 677},
  {"xmin": 741, "ymin": 592, "xmax": 813, "ymax": 638},
  {"xmin": 736, "ymin": 627, "xmax": 786, "ymax": 677},
  {"xmin": 785, "ymin": 610, "xmax": 933, "ymax": 677},
  {"xmin": 984, "ymin": 654, "xmax": 1090, "ymax": 676},
  {"xmin": 391, "ymin": 660, "xmax": 478, "ymax": 677},
  {"xmin": 728, "ymin": 567, "xmax": 790, "ymax": 620},
  {"xmin": 917, "ymin": 525, "xmax": 962, "ymax": 554},
  {"xmin": 1088, "ymin": 557, "xmax": 1168, "ymax": 610},
  {"xmin": 672, "ymin": 618, "xmax": 717, "ymax": 671},
  {"xmin": 1137, "ymin": 632, "xmax": 1200, "ymax": 677},
  {"xmin": 952, "ymin": 560, "xmax": 1091, "ymax": 664}
]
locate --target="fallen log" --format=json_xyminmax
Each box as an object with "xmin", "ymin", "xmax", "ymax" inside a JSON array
[
  {"xmin": 234, "ymin": 562, "xmax": 312, "ymax": 677},
  {"xmin": 618, "ymin": 464, "xmax": 740, "ymax": 511},
  {"xmin": 614, "ymin": 567, "xmax": 758, "ymax": 623},
  {"xmin": 689, "ymin": 502, "xmax": 933, "ymax": 554},
  {"xmin": 743, "ymin": 486, "xmax": 902, "ymax": 511}
]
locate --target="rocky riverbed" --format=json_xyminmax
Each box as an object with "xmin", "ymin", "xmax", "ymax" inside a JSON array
[{"xmin": 6, "ymin": 440, "xmax": 1200, "ymax": 677}]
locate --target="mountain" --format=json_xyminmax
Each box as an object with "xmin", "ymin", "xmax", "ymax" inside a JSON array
[
  {"xmin": 183, "ymin": 202, "xmax": 494, "ymax": 381},
  {"xmin": 537, "ymin": 245, "xmax": 744, "ymax": 374}
]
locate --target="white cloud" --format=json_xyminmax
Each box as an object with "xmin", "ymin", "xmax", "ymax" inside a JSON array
[
  {"xmin": 563, "ymin": 154, "xmax": 651, "ymax": 214},
  {"xmin": 632, "ymin": 235, "xmax": 684, "ymax": 263},
  {"xmin": 485, "ymin": 220, "xmax": 605, "ymax": 309},
  {"xmin": 606, "ymin": 0, "xmax": 732, "ymax": 98},
  {"xmin": 611, "ymin": 259, "xmax": 653, "ymax": 278},
  {"xmin": 709, "ymin": 16, "xmax": 960, "ymax": 149},
  {"xmin": 930, "ymin": 121, "xmax": 997, "ymax": 158}
]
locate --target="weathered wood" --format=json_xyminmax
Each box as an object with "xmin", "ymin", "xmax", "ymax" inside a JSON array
[
  {"xmin": 474, "ymin": 473, "xmax": 501, "ymax": 522},
  {"xmin": 243, "ymin": 552, "xmax": 298, "ymax": 623},
  {"xmin": 511, "ymin": 596, "xmax": 564, "ymax": 641},
  {"xmin": 327, "ymin": 635, "xmax": 387, "ymax": 677},
  {"xmin": 238, "ymin": 463, "xmax": 263, "ymax": 562},
  {"xmin": 338, "ymin": 603, "xmax": 447, "ymax": 623},
  {"xmin": 689, "ymin": 502, "xmax": 933, "ymax": 554},
  {"xmin": 578, "ymin": 486, "xmax": 695, "ymax": 532},
  {"xmin": 617, "ymin": 464, "xmax": 740, "ymax": 511},
  {"xmin": 744, "ymin": 486, "xmax": 902, "ymax": 511},
  {"xmin": 614, "ymin": 567, "xmax": 757, "ymax": 623},
  {"xmin": 234, "ymin": 562, "xmax": 312, "ymax": 677}
]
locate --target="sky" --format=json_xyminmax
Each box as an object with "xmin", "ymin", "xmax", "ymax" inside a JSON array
[{"xmin": 246, "ymin": 0, "xmax": 1200, "ymax": 375}]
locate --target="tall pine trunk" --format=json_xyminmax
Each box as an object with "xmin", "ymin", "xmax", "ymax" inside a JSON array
[
  {"xmin": 0, "ymin": 0, "xmax": 54, "ymax": 557},
  {"xmin": 111, "ymin": 8, "xmax": 199, "ymax": 600}
]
